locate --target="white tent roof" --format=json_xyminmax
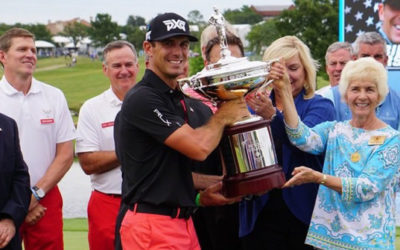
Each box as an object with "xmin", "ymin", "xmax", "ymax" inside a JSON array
[
  {"xmin": 52, "ymin": 35, "xmax": 72, "ymax": 43},
  {"xmin": 35, "ymin": 40, "xmax": 55, "ymax": 48},
  {"xmin": 81, "ymin": 37, "xmax": 92, "ymax": 44}
]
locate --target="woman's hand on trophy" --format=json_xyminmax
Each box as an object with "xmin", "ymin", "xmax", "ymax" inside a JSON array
[
  {"xmin": 282, "ymin": 166, "xmax": 320, "ymax": 189},
  {"xmin": 199, "ymin": 182, "xmax": 243, "ymax": 206},
  {"xmin": 269, "ymin": 58, "xmax": 290, "ymax": 94},
  {"xmin": 246, "ymin": 91, "xmax": 276, "ymax": 120},
  {"xmin": 217, "ymin": 98, "xmax": 250, "ymax": 125}
]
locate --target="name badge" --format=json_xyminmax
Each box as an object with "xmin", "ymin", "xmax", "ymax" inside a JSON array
[
  {"xmin": 101, "ymin": 121, "xmax": 114, "ymax": 128},
  {"xmin": 368, "ymin": 135, "xmax": 386, "ymax": 145},
  {"xmin": 40, "ymin": 118, "xmax": 54, "ymax": 124}
]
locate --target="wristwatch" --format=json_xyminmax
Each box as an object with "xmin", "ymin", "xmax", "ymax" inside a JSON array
[{"xmin": 31, "ymin": 186, "xmax": 45, "ymax": 201}]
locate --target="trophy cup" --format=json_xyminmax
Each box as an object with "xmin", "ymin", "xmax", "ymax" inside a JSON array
[{"xmin": 178, "ymin": 7, "xmax": 285, "ymax": 197}]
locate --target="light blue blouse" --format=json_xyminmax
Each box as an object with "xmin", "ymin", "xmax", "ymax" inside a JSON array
[{"xmin": 286, "ymin": 120, "xmax": 400, "ymax": 249}]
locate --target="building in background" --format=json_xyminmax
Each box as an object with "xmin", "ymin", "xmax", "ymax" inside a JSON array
[
  {"xmin": 46, "ymin": 17, "xmax": 91, "ymax": 35},
  {"xmin": 251, "ymin": 4, "xmax": 295, "ymax": 20}
]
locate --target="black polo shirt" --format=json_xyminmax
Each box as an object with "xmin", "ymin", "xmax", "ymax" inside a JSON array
[{"xmin": 116, "ymin": 69, "xmax": 215, "ymax": 208}]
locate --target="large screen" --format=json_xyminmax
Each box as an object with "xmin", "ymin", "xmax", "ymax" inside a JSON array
[{"xmin": 339, "ymin": 0, "xmax": 400, "ymax": 67}]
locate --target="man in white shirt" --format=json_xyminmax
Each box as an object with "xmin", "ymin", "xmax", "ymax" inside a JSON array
[
  {"xmin": 0, "ymin": 27, "xmax": 75, "ymax": 250},
  {"xmin": 75, "ymin": 40, "xmax": 139, "ymax": 250},
  {"xmin": 316, "ymin": 42, "xmax": 354, "ymax": 102}
]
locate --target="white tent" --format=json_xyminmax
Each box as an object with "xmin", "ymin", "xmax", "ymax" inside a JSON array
[
  {"xmin": 35, "ymin": 40, "xmax": 55, "ymax": 48},
  {"xmin": 81, "ymin": 37, "xmax": 92, "ymax": 44},
  {"xmin": 52, "ymin": 35, "xmax": 72, "ymax": 44},
  {"xmin": 35, "ymin": 40, "xmax": 56, "ymax": 57}
]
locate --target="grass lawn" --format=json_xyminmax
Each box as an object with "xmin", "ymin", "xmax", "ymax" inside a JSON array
[
  {"xmin": 398, "ymin": 228, "xmax": 400, "ymax": 249},
  {"xmin": 317, "ymin": 75, "xmax": 329, "ymax": 90},
  {"xmin": 64, "ymin": 218, "xmax": 400, "ymax": 249},
  {"xmin": 64, "ymin": 218, "xmax": 89, "ymax": 250},
  {"xmin": 0, "ymin": 56, "xmax": 146, "ymax": 114}
]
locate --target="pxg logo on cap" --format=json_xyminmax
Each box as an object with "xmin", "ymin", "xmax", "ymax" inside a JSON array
[{"xmin": 146, "ymin": 12, "xmax": 198, "ymax": 42}]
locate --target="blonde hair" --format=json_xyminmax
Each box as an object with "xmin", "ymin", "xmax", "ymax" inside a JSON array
[
  {"xmin": 263, "ymin": 36, "xmax": 319, "ymax": 99},
  {"xmin": 339, "ymin": 57, "xmax": 388, "ymax": 104}
]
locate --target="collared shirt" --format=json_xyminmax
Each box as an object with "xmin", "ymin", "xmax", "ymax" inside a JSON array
[
  {"xmin": 332, "ymin": 86, "xmax": 400, "ymax": 130},
  {"xmin": 76, "ymin": 88, "xmax": 123, "ymax": 194},
  {"xmin": 378, "ymin": 27, "xmax": 400, "ymax": 67},
  {"xmin": 115, "ymin": 69, "xmax": 212, "ymax": 208},
  {"xmin": 316, "ymin": 85, "xmax": 334, "ymax": 103},
  {"xmin": 286, "ymin": 119, "xmax": 400, "ymax": 249},
  {"xmin": 0, "ymin": 76, "xmax": 76, "ymax": 185}
]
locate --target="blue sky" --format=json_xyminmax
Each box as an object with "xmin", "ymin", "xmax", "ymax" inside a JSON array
[{"xmin": 2, "ymin": 0, "xmax": 293, "ymax": 25}]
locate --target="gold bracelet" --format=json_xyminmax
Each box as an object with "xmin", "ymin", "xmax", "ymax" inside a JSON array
[{"xmin": 320, "ymin": 174, "xmax": 327, "ymax": 184}]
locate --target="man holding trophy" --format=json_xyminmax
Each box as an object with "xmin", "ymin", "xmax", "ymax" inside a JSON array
[{"xmin": 115, "ymin": 12, "xmax": 248, "ymax": 249}]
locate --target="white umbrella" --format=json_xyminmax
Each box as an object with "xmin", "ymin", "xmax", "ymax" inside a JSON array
[{"xmin": 35, "ymin": 40, "xmax": 55, "ymax": 48}]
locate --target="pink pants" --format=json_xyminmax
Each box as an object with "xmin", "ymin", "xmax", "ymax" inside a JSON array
[{"xmin": 120, "ymin": 207, "xmax": 200, "ymax": 250}]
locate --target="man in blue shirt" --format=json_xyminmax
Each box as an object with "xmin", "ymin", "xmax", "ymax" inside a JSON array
[{"xmin": 332, "ymin": 32, "xmax": 400, "ymax": 130}]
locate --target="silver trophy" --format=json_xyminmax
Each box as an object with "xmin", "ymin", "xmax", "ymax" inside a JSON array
[
  {"xmin": 179, "ymin": 7, "xmax": 285, "ymax": 197},
  {"xmin": 179, "ymin": 7, "xmax": 277, "ymax": 104}
]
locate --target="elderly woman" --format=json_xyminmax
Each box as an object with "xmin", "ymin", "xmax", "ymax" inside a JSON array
[
  {"xmin": 273, "ymin": 56, "xmax": 400, "ymax": 249},
  {"xmin": 240, "ymin": 36, "xmax": 335, "ymax": 250}
]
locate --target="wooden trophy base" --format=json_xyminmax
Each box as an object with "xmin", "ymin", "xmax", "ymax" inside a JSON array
[{"xmin": 222, "ymin": 165, "xmax": 285, "ymax": 198}]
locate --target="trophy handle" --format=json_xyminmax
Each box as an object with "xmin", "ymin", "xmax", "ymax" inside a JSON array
[
  {"xmin": 178, "ymin": 77, "xmax": 218, "ymax": 106},
  {"xmin": 255, "ymin": 79, "xmax": 274, "ymax": 95},
  {"xmin": 244, "ymin": 58, "xmax": 280, "ymax": 96}
]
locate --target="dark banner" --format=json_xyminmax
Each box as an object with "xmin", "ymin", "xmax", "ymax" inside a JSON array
[
  {"xmin": 340, "ymin": 0, "xmax": 400, "ymax": 92},
  {"xmin": 340, "ymin": 0, "xmax": 400, "ymax": 67}
]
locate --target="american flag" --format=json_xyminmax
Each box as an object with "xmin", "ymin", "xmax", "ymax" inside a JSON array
[
  {"xmin": 344, "ymin": 0, "xmax": 383, "ymax": 43},
  {"xmin": 344, "ymin": 0, "xmax": 400, "ymax": 67}
]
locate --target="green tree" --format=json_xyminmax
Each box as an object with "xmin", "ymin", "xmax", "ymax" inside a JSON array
[
  {"xmin": 126, "ymin": 15, "xmax": 146, "ymax": 27},
  {"xmin": 275, "ymin": 0, "xmax": 338, "ymax": 71},
  {"xmin": 247, "ymin": 19, "xmax": 280, "ymax": 55},
  {"xmin": 88, "ymin": 14, "xmax": 121, "ymax": 47},
  {"xmin": 122, "ymin": 15, "xmax": 146, "ymax": 53},
  {"xmin": 0, "ymin": 23, "xmax": 52, "ymax": 41},
  {"xmin": 123, "ymin": 26, "xmax": 146, "ymax": 52},
  {"xmin": 0, "ymin": 23, "xmax": 12, "ymax": 35},
  {"xmin": 246, "ymin": 0, "xmax": 338, "ymax": 76},
  {"xmin": 223, "ymin": 5, "xmax": 263, "ymax": 24},
  {"xmin": 14, "ymin": 24, "xmax": 52, "ymax": 41},
  {"xmin": 186, "ymin": 25, "xmax": 203, "ymax": 76},
  {"xmin": 189, "ymin": 53, "xmax": 204, "ymax": 76},
  {"xmin": 187, "ymin": 10, "xmax": 205, "ymax": 25},
  {"xmin": 62, "ymin": 22, "xmax": 89, "ymax": 47}
]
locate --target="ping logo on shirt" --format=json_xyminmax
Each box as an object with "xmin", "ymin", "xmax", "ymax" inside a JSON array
[
  {"xmin": 40, "ymin": 119, "xmax": 54, "ymax": 124},
  {"xmin": 163, "ymin": 19, "xmax": 186, "ymax": 31},
  {"xmin": 153, "ymin": 108, "xmax": 171, "ymax": 126},
  {"xmin": 101, "ymin": 121, "xmax": 114, "ymax": 128}
]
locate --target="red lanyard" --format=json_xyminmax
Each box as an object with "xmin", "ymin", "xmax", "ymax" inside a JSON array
[{"xmin": 180, "ymin": 99, "xmax": 188, "ymax": 122}]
